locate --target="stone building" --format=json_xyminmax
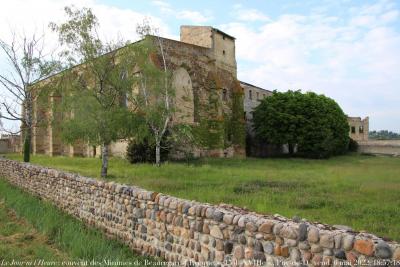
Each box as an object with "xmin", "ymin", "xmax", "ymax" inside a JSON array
[
  {"xmin": 241, "ymin": 81, "xmax": 273, "ymax": 127},
  {"xmin": 27, "ymin": 26, "xmax": 248, "ymax": 158},
  {"xmin": 0, "ymin": 134, "xmax": 20, "ymax": 154},
  {"xmin": 347, "ymin": 116, "xmax": 369, "ymax": 141}
]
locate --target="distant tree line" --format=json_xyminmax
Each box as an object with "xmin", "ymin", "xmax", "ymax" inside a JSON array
[{"xmin": 369, "ymin": 130, "xmax": 400, "ymax": 140}]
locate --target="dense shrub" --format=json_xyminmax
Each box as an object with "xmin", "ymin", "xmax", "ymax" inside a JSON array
[
  {"xmin": 126, "ymin": 138, "xmax": 169, "ymax": 164},
  {"xmin": 348, "ymin": 138, "xmax": 359, "ymax": 152},
  {"xmin": 253, "ymin": 90, "xmax": 349, "ymax": 158}
]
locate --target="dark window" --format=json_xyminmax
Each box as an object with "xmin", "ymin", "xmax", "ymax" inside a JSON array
[
  {"xmin": 244, "ymin": 112, "xmax": 246, "ymax": 120},
  {"xmin": 222, "ymin": 88, "xmax": 228, "ymax": 101},
  {"xmin": 223, "ymin": 50, "xmax": 226, "ymax": 55},
  {"xmin": 249, "ymin": 90, "xmax": 252, "ymax": 100},
  {"xmin": 359, "ymin": 126, "xmax": 364, "ymax": 133},
  {"xmin": 351, "ymin": 126, "xmax": 356, "ymax": 133},
  {"xmin": 223, "ymin": 36, "xmax": 225, "ymax": 40},
  {"xmin": 120, "ymin": 92, "xmax": 128, "ymax": 108}
]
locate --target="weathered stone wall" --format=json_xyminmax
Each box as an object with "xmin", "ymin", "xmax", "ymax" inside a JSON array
[
  {"xmin": 358, "ymin": 140, "xmax": 400, "ymax": 156},
  {"xmin": 1, "ymin": 158, "xmax": 399, "ymax": 266}
]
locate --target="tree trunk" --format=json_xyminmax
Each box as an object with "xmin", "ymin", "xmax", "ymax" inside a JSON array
[
  {"xmin": 101, "ymin": 143, "xmax": 109, "ymax": 178},
  {"xmin": 155, "ymin": 142, "xmax": 161, "ymax": 167},
  {"xmin": 23, "ymin": 129, "xmax": 31, "ymax": 162}
]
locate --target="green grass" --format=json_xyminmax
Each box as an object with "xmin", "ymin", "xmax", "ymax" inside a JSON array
[
  {"xmin": 0, "ymin": 179, "xmax": 153, "ymax": 266},
  {"xmin": 5, "ymin": 153, "xmax": 400, "ymax": 242},
  {"xmin": 0, "ymin": 199, "xmax": 68, "ymax": 261}
]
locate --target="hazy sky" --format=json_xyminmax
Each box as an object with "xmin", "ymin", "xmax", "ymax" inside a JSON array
[{"xmin": 1, "ymin": 0, "xmax": 399, "ymax": 132}]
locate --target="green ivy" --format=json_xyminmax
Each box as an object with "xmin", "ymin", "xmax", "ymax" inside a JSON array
[{"xmin": 193, "ymin": 72, "xmax": 245, "ymax": 151}]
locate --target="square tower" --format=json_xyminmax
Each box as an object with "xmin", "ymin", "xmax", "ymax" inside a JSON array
[{"xmin": 180, "ymin": 26, "xmax": 237, "ymax": 76}]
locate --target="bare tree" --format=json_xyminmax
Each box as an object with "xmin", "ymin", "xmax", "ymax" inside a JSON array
[{"xmin": 0, "ymin": 30, "xmax": 60, "ymax": 162}]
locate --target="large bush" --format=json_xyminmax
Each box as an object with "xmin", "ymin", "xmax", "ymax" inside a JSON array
[
  {"xmin": 253, "ymin": 90, "xmax": 349, "ymax": 158},
  {"xmin": 126, "ymin": 138, "xmax": 169, "ymax": 164}
]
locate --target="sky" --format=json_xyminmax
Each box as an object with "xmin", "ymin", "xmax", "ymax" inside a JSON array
[{"xmin": 0, "ymin": 0, "xmax": 399, "ymax": 132}]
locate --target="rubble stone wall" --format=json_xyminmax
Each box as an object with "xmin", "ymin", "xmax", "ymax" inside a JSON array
[{"xmin": 0, "ymin": 158, "xmax": 399, "ymax": 266}]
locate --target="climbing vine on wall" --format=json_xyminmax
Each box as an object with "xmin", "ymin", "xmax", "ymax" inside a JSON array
[
  {"xmin": 227, "ymin": 79, "xmax": 246, "ymax": 147},
  {"xmin": 193, "ymin": 71, "xmax": 245, "ymax": 151}
]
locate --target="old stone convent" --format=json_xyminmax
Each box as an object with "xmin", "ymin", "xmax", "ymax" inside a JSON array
[{"xmin": 28, "ymin": 26, "xmax": 272, "ymax": 158}]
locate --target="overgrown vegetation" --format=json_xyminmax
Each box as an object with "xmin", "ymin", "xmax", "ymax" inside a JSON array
[
  {"xmin": 126, "ymin": 137, "xmax": 169, "ymax": 164},
  {"xmin": 193, "ymin": 74, "xmax": 245, "ymax": 151},
  {"xmin": 0, "ymin": 199, "xmax": 68, "ymax": 261},
  {"xmin": 0, "ymin": 179, "xmax": 152, "ymax": 265},
  {"xmin": 6, "ymin": 153, "xmax": 400, "ymax": 241},
  {"xmin": 253, "ymin": 90, "xmax": 349, "ymax": 158},
  {"xmin": 348, "ymin": 138, "xmax": 358, "ymax": 152}
]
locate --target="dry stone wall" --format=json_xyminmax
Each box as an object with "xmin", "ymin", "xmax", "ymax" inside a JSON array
[{"xmin": 0, "ymin": 157, "xmax": 399, "ymax": 267}]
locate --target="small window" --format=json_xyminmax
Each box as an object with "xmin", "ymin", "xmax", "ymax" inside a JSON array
[
  {"xmin": 249, "ymin": 90, "xmax": 252, "ymax": 100},
  {"xmin": 359, "ymin": 126, "xmax": 364, "ymax": 133},
  {"xmin": 223, "ymin": 36, "xmax": 225, "ymax": 40},
  {"xmin": 244, "ymin": 112, "xmax": 246, "ymax": 120},
  {"xmin": 351, "ymin": 126, "xmax": 356, "ymax": 133},
  {"xmin": 256, "ymin": 92, "xmax": 259, "ymax": 100},
  {"xmin": 222, "ymin": 50, "xmax": 226, "ymax": 55},
  {"xmin": 222, "ymin": 88, "xmax": 228, "ymax": 101}
]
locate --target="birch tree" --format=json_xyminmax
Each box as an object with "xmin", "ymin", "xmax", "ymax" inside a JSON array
[
  {"xmin": 0, "ymin": 31, "xmax": 60, "ymax": 162},
  {"xmin": 132, "ymin": 22, "xmax": 176, "ymax": 166}
]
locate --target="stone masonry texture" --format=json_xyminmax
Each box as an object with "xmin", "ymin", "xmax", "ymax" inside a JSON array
[{"xmin": 1, "ymin": 158, "xmax": 399, "ymax": 266}]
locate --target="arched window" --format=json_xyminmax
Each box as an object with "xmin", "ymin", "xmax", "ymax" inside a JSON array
[{"xmin": 172, "ymin": 68, "xmax": 194, "ymax": 123}]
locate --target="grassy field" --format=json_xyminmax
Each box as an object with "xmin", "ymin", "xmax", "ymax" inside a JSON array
[
  {"xmin": 5, "ymin": 153, "xmax": 400, "ymax": 241},
  {"xmin": 0, "ymin": 179, "xmax": 152, "ymax": 266},
  {"xmin": 0, "ymin": 199, "xmax": 68, "ymax": 262}
]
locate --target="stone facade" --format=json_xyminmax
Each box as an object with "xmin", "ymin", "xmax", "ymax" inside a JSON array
[
  {"xmin": 241, "ymin": 81, "xmax": 273, "ymax": 124},
  {"xmin": 27, "ymin": 26, "xmax": 246, "ymax": 159},
  {"xmin": 0, "ymin": 134, "xmax": 21, "ymax": 154},
  {"xmin": 1, "ymin": 158, "xmax": 399, "ymax": 266},
  {"xmin": 348, "ymin": 117, "xmax": 369, "ymax": 141}
]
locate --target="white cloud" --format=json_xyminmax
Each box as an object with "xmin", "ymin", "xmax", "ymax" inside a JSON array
[
  {"xmin": 222, "ymin": 0, "xmax": 400, "ymax": 132},
  {"xmin": 232, "ymin": 5, "xmax": 270, "ymax": 22},
  {"xmin": 177, "ymin": 10, "xmax": 211, "ymax": 24},
  {"xmin": 0, "ymin": 0, "xmax": 172, "ymax": 45},
  {"xmin": 151, "ymin": 0, "xmax": 212, "ymax": 24}
]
